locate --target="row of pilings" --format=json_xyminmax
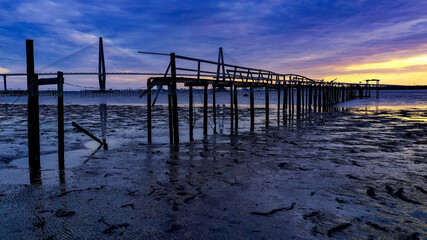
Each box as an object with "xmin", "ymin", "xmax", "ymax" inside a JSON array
[{"xmin": 146, "ymin": 79, "xmax": 374, "ymax": 144}]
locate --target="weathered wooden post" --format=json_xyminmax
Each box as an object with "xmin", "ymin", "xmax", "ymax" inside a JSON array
[
  {"xmin": 324, "ymin": 84, "xmax": 327, "ymax": 110},
  {"xmin": 317, "ymin": 83, "xmax": 323, "ymax": 112},
  {"xmin": 313, "ymin": 83, "xmax": 317, "ymax": 111},
  {"xmin": 98, "ymin": 37, "xmax": 106, "ymax": 92},
  {"xmin": 170, "ymin": 53, "xmax": 179, "ymax": 144},
  {"xmin": 308, "ymin": 84, "xmax": 312, "ymax": 112},
  {"xmin": 213, "ymin": 85, "xmax": 216, "ymax": 133},
  {"xmin": 230, "ymin": 84, "xmax": 234, "ymax": 133},
  {"xmin": 147, "ymin": 83, "xmax": 152, "ymax": 143},
  {"xmin": 189, "ymin": 85, "xmax": 194, "ymax": 141},
  {"xmin": 203, "ymin": 83, "xmax": 208, "ymax": 136},
  {"xmin": 265, "ymin": 85, "xmax": 269, "ymax": 126},
  {"xmin": 283, "ymin": 82, "xmax": 287, "ymax": 123},
  {"xmin": 376, "ymin": 80, "xmax": 379, "ymax": 99},
  {"xmin": 277, "ymin": 86, "xmax": 281, "ymax": 125},
  {"xmin": 301, "ymin": 81, "xmax": 305, "ymax": 115},
  {"xmin": 57, "ymin": 71, "xmax": 64, "ymax": 168},
  {"xmin": 26, "ymin": 39, "xmax": 41, "ymax": 185},
  {"xmin": 2, "ymin": 75, "xmax": 6, "ymax": 92},
  {"xmin": 368, "ymin": 82, "xmax": 371, "ymax": 97},
  {"xmin": 290, "ymin": 84, "xmax": 294, "ymax": 117},
  {"xmin": 234, "ymin": 86, "xmax": 238, "ymax": 132},
  {"xmin": 296, "ymin": 81, "xmax": 301, "ymax": 119},
  {"xmin": 305, "ymin": 83, "xmax": 309, "ymax": 111},
  {"xmin": 342, "ymin": 86, "xmax": 345, "ymax": 102},
  {"xmin": 250, "ymin": 84, "xmax": 254, "ymax": 131}
]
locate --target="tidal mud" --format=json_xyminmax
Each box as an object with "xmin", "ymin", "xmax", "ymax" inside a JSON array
[{"xmin": 0, "ymin": 102, "xmax": 426, "ymax": 239}]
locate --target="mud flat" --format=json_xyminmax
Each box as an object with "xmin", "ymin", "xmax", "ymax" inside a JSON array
[{"xmin": 0, "ymin": 102, "xmax": 426, "ymax": 239}]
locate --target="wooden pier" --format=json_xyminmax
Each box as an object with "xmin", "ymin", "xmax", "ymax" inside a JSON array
[{"xmin": 143, "ymin": 51, "xmax": 378, "ymax": 144}]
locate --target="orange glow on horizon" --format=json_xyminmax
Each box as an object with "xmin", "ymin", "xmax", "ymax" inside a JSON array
[{"xmin": 345, "ymin": 55, "xmax": 427, "ymax": 71}]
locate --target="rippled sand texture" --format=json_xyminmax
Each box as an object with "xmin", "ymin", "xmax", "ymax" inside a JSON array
[{"xmin": 0, "ymin": 106, "xmax": 426, "ymax": 239}]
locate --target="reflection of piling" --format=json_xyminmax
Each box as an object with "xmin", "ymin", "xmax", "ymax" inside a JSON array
[
  {"xmin": 100, "ymin": 103, "xmax": 108, "ymax": 149},
  {"xmin": 168, "ymin": 88, "xmax": 173, "ymax": 144}
]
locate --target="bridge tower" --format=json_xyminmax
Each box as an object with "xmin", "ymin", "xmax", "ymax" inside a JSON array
[{"xmin": 98, "ymin": 37, "xmax": 106, "ymax": 91}]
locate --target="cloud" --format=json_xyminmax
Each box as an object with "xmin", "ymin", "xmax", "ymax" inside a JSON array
[
  {"xmin": 0, "ymin": 67, "xmax": 10, "ymax": 73},
  {"xmin": 1, "ymin": 0, "xmax": 427, "ymax": 88}
]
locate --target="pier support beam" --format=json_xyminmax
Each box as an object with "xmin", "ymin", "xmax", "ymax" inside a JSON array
[
  {"xmin": 290, "ymin": 85, "xmax": 294, "ymax": 118},
  {"xmin": 213, "ymin": 85, "xmax": 216, "ymax": 133},
  {"xmin": 234, "ymin": 86, "xmax": 238, "ymax": 132},
  {"xmin": 250, "ymin": 85, "xmax": 254, "ymax": 131},
  {"xmin": 189, "ymin": 86, "xmax": 193, "ymax": 141},
  {"xmin": 277, "ymin": 86, "xmax": 281, "ymax": 126},
  {"xmin": 2, "ymin": 75, "xmax": 6, "ymax": 92},
  {"xmin": 308, "ymin": 85, "xmax": 312, "ymax": 112},
  {"xmin": 301, "ymin": 83, "xmax": 304, "ymax": 116},
  {"xmin": 265, "ymin": 86, "xmax": 269, "ymax": 126},
  {"xmin": 98, "ymin": 37, "xmax": 106, "ymax": 92},
  {"xmin": 230, "ymin": 84, "xmax": 234, "ymax": 133},
  {"xmin": 318, "ymin": 84, "xmax": 322, "ymax": 112},
  {"xmin": 283, "ymin": 84, "xmax": 287, "ymax": 123},
  {"xmin": 26, "ymin": 39, "xmax": 41, "ymax": 185},
  {"xmin": 57, "ymin": 71, "xmax": 64, "ymax": 169},
  {"xmin": 296, "ymin": 82, "xmax": 301, "ymax": 119},
  {"xmin": 170, "ymin": 53, "xmax": 179, "ymax": 144},
  {"xmin": 313, "ymin": 84, "xmax": 317, "ymax": 112},
  {"xmin": 147, "ymin": 85, "xmax": 152, "ymax": 143},
  {"xmin": 203, "ymin": 84, "xmax": 208, "ymax": 136}
]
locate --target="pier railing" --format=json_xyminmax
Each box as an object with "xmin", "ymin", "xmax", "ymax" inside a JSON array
[{"xmin": 141, "ymin": 51, "xmax": 380, "ymax": 145}]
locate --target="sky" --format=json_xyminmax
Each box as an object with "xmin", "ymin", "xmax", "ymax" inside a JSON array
[{"xmin": 0, "ymin": 0, "xmax": 426, "ymax": 90}]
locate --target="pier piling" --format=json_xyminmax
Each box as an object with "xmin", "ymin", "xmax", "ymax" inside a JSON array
[
  {"xmin": 189, "ymin": 86, "xmax": 194, "ymax": 141},
  {"xmin": 147, "ymin": 84, "xmax": 152, "ymax": 143},
  {"xmin": 250, "ymin": 85, "xmax": 254, "ymax": 131}
]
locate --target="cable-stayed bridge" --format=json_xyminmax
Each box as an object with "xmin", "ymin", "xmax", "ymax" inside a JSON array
[
  {"xmin": 1, "ymin": 37, "xmax": 385, "ymax": 93},
  {"xmin": 1, "ymin": 37, "xmax": 168, "ymax": 91}
]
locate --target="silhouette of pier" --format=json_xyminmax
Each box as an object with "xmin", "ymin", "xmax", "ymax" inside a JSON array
[
  {"xmin": 3, "ymin": 38, "xmax": 383, "ymax": 185},
  {"xmin": 143, "ymin": 50, "xmax": 379, "ymax": 144}
]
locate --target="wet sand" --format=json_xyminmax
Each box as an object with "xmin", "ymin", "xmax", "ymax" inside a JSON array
[{"xmin": 0, "ymin": 103, "xmax": 426, "ymax": 239}]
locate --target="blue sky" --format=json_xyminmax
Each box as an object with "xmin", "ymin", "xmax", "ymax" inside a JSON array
[{"xmin": 0, "ymin": 0, "xmax": 426, "ymax": 89}]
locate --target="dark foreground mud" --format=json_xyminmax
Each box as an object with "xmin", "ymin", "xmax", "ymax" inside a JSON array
[{"xmin": 0, "ymin": 105, "xmax": 426, "ymax": 239}]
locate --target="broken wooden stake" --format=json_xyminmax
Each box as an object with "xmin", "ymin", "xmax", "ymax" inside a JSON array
[{"xmin": 72, "ymin": 121, "xmax": 105, "ymax": 147}]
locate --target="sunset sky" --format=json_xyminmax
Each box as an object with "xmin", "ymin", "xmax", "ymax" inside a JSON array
[{"xmin": 0, "ymin": 0, "xmax": 426, "ymax": 89}]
